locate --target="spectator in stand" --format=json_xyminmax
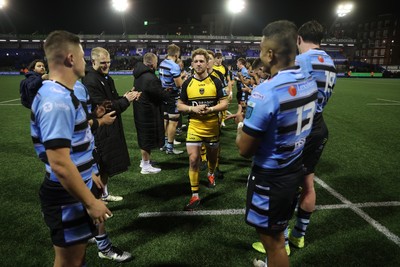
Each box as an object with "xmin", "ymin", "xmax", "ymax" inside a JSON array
[{"xmin": 82, "ymin": 47, "xmax": 141, "ymax": 203}]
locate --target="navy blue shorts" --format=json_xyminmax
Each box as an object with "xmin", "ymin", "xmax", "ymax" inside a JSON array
[
  {"xmin": 39, "ymin": 177, "xmax": 99, "ymax": 247},
  {"xmin": 163, "ymin": 90, "xmax": 180, "ymax": 115},
  {"xmin": 303, "ymin": 114, "xmax": 328, "ymax": 174},
  {"xmin": 245, "ymin": 160, "xmax": 303, "ymax": 234}
]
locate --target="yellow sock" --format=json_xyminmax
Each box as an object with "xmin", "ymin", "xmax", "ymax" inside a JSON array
[
  {"xmin": 189, "ymin": 169, "xmax": 199, "ymax": 193},
  {"xmin": 201, "ymin": 143, "xmax": 207, "ymax": 162}
]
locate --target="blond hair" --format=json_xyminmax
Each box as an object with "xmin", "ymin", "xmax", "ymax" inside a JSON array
[
  {"xmin": 191, "ymin": 48, "xmax": 209, "ymax": 61},
  {"xmin": 91, "ymin": 47, "xmax": 109, "ymax": 61}
]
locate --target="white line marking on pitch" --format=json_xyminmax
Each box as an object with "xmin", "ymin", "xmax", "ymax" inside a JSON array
[
  {"xmin": 139, "ymin": 209, "xmax": 245, "ymax": 218},
  {"xmin": 367, "ymin": 98, "xmax": 400, "ymax": 105},
  {"xmin": 376, "ymin": 98, "xmax": 400, "ymax": 103},
  {"xmin": 367, "ymin": 103, "xmax": 400, "ymax": 106},
  {"xmin": 138, "ymin": 177, "xmax": 400, "ymax": 247},
  {"xmin": 0, "ymin": 98, "xmax": 20, "ymax": 104},
  {"xmin": 138, "ymin": 201, "xmax": 400, "ymax": 218},
  {"xmin": 314, "ymin": 176, "xmax": 400, "ymax": 247}
]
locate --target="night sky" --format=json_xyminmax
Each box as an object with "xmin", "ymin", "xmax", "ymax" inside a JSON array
[{"xmin": 0, "ymin": 0, "xmax": 398, "ymax": 35}]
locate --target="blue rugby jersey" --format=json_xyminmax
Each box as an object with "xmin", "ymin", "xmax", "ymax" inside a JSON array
[
  {"xmin": 73, "ymin": 80, "xmax": 100, "ymax": 175},
  {"xmin": 73, "ymin": 80, "xmax": 92, "ymax": 113},
  {"xmin": 30, "ymin": 80, "xmax": 96, "ymax": 185},
  {"xmin": 295, "ymin": 49, "xmax": 336, "ymax": 113},
  {"xmin": 242, "ymin": 66, "xmax": 318, "ymax": 169},
  {"xmin": 158, "ymin": 58, "xmax": 181, "ymax": 90}
]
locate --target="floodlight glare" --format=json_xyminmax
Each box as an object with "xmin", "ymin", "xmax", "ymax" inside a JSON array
[
  {"xmin": 112, "ymin": 0, "xmax": 129, "ymax": 12},
  {"xmin": 227, "ymin": 0, "xmax": 245, "ymax": 14},
  {"xmin": 336, "ymin": 2, "xmax": 353, "ymax": 17},
  {"xmin": 0, "ymin": 0, "xmax": 7, "ymax": 9}
]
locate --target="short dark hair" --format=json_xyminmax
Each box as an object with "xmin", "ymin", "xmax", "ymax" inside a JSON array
[
  {"xmin": 251, "ymin": 58, "xmax": 263, "ymax": 69},
  {"xmin": 298, "ymin": 20, "xmax": 324, "ymax": 45},
  {"xmin": 44, "ymin": 30, "xmax": 81, "ymax": 64},
  {"xmin": 215, "ymin": 52, "xmax": 223, "ymax": 58},
  {"xmin": 261, "ymin": 20, "xmax": 298, "ymax": 64}
]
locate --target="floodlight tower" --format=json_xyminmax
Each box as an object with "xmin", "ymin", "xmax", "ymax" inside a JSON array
[
  {"xmin": 330, "ymin": 2, "xmax": 353, "ymax": 37},
  {"xmin": 112, "ymin": 0, "xmax": 129, "ymax": 35},
  {"xmin": 336, "ymin": 2, "xmax": 353, "ymax": 17},
  {"xmin": 226, "ymin": 0, "xmax": 245, "ymax": 36}
]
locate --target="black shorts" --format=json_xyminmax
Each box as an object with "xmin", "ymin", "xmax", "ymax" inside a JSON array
[
  {"xmin": 39, "ymin": 177, "xmax": 98, "ymax": 247},
  {"xmin": 163, "ymin": 90, "xmax": 180, "ymax": 115},
  {"xmin": 303, "ymin": 114, "xmax": 328, "ymax": 174},
  {"xmin": 245, "ymin": 160, "xmax": 303, "ymax": 234}
]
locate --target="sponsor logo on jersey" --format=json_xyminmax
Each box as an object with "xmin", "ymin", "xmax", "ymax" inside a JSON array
[
  {"xmin": 288, "ymin": 86, "xmax": 297, "ymax": 96},
  {"xmin": 252, "ymin": 91, "xmax": 264, "ymax": 100},
  {"xmin": 245, "ymin": 101, "xmax": 255, "ymax": 119},
  {"xmin": 43, "ymin": 102, "xmax": 53, "ymax": 112}
]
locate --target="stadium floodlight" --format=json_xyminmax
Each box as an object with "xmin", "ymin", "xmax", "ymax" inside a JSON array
[
  {"xmin": 336, "ymin": 2, "xmax": 353, "ymax": 17},
  {"xmin": 226, "ymin": 0, "xmax": 245, "ymax": 14},
  {"xmin": 112, "ymin": 0, "xmax": 129, "ymax": 12},
  {"xmin": 227, "ymin": 0, "xmax": 245, "ymax": 35},
  {"xmin": 0, "ymin": 0, "xmax": 6, "ymax": 9},
  {"xmin": 112, "ymin": 0, "xmax": 129, "ymax": 34}
]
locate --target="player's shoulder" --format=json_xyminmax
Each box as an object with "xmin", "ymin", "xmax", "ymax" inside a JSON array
[{"xmin": 209, "ymin": 74, "xmax": 223, "ymax": 86}]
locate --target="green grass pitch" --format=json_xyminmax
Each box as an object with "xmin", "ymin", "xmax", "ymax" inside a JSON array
[{"xmin": 0, "ymin": 75, "xmax": 399, "ymax": 266}]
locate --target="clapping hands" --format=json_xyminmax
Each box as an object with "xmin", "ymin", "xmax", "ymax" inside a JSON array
[{"xmin": 124, "ymin": 87, "xmax": 141, "ymax": 102}]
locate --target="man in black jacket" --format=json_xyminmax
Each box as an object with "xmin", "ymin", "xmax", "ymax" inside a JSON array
[
  {"xmin": 132, "ymin": 53, "xmax": 168, "ymax": 174},
  {"xmin": 82, "ymin": 47, "xmax": 140, "ymax": 202},
  {"xmin": 19, "ymin": 59, "xmax": 49, "ymax": 108}
]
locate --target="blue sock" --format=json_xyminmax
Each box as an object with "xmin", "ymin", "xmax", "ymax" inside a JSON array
[
  {"xmin": 95, "ymin": 233, "xmax": 112, "ymax": 252},
  {"xmin": 166, "ymin": 142, "xmax": 173, "ymax": 150},
  {"xmin": 284, "ymin": 226, "xmax": 289, "ymax": 246},
  {"xmin": 293, "ymin": 207, "xmax": 312, "ymax": 238}
]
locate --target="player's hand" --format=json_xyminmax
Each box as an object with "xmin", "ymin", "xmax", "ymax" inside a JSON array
[
  {"xmin": 92, "ymin": 173, "xmax": 104, "ymax": 190},
  {"xmin": 124, "ymin": 91, "xmax": 141, "ymax": 102},
  {"xmin": 225, "ymin": 113, "xmax": 237, "ymax": 120},
  {"xmin": 192, "ymin": 104, "xmax": 206, "ymax": 114},
  {"xmin": 86, "ymin": 199, "xmax": 112, "ymax": 225},
  {"xmin": 95, "ymin": 100, "xmax": 113, "ymax": 117},
  {"xmin": 100, "ymin": 111, "xmax": 116, "ymax": 125}
]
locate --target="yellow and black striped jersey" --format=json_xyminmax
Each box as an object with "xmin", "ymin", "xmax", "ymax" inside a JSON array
[
  {"xmin": 213, "ymin": 65, "xmax": 229, "ymax": 85},
  {"xmin": 180, "ymin": 74, "xmax": 227, "ymax": 136},
  {"xmin": 210, "ymin": 68, "xmax": 227, "ymax": 87}
]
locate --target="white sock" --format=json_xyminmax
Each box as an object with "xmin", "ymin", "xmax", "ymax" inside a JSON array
[
  {"xmin": 142, "ymin": 160, "xmax": 150, "ymax": 168},
  {"xmin": 102, "ymin": 184, "xmax": 109, "ymax": 198}
]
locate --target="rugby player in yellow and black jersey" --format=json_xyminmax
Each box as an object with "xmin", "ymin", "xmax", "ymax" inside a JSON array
[
  {"xmin": 177, "ymin": 48, "xmax": 229, "ymax": 211},
  {"xmin": 213, "ymin": 52, "xmax": 231, "ymax": 86}
]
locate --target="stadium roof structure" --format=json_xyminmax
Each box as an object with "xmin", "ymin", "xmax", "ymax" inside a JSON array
[
  {"xmin": 0, "ymin": 33, "xmax": 262, "ymax": 45},
  {"xmin": 0, "ymin": 33, "xmax": 356, "ymax": 47}
]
